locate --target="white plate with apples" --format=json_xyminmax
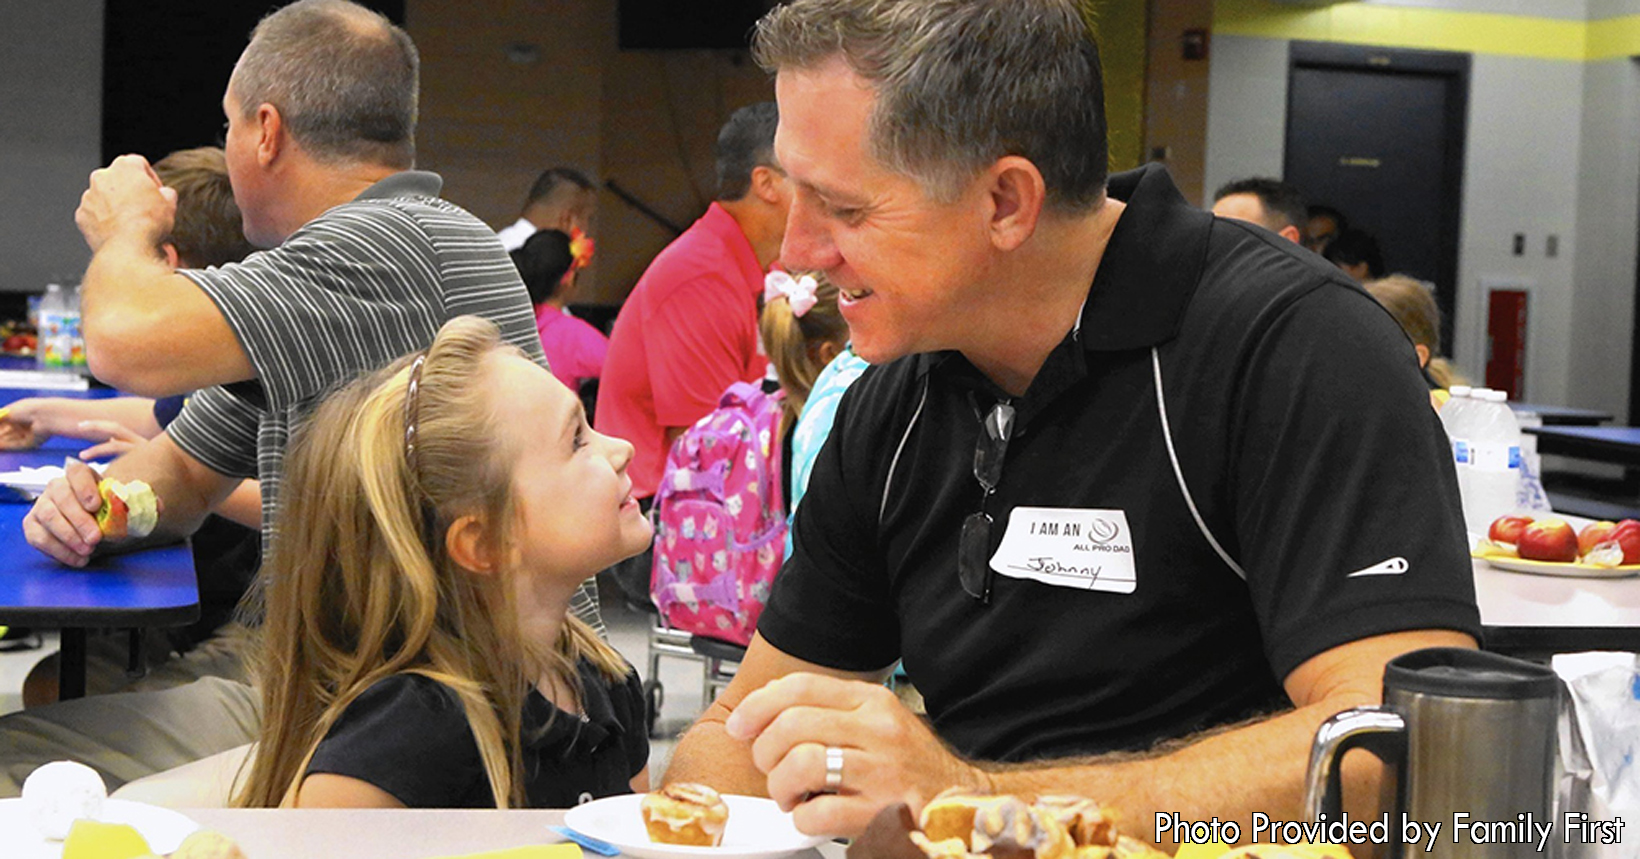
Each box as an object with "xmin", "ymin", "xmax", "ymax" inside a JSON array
[{"xmin": 1474, "ymin": 515, "xmax": 1640, "ymax": 578}]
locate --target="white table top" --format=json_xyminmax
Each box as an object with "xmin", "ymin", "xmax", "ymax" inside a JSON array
[
  {"xmin": 184, "ymin": 809, "xmax": 844, "ymax": 859},
  {"xmin": 1473, "ymin": 556, "xmax": 1640, "ymax": 628}
]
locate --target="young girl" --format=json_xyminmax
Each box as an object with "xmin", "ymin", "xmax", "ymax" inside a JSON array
[
  {"xmin": 235, "ymin": 315, "xmax": 653, "ymax": 809},
  {"xmin": 759, "ymin": 271, "xmax": 848, "ymax": 506}
]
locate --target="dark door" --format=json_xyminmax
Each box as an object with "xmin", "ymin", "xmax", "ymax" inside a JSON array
[{"xmin": 1284, "ymin": 42, "xmax": 1470, "ymax": 354}]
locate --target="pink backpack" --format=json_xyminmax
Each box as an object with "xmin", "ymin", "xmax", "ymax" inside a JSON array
[{"xmin": 650, "ymin": 381, "xmax": 787, "ymax": 646}]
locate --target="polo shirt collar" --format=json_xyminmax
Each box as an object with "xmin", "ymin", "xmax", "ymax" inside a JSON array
[
  {"xmin": 915, "ymin": 164, "xmax": 1209, "ymax": 380},
  {"xmin": 1077, "ymin": 163, "xmax": 1210, "ymax": 351},
  {"xmin": 523, "ymin": 659, "xmax": 624, "ymax": 758},
  {"xmin": 699, "ymin": 201, "xmax": 767, "ymax": 298},
  {"xmin": 352, "ymin": 170, "xmax": 444, "ymax": 202}
]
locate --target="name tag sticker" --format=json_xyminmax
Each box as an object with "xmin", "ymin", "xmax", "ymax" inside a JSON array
[{"xmin": 990, "ymin": 506, "xmax": 1137, "ymax": 594}]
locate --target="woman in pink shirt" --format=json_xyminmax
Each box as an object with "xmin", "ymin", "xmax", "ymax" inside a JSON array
[{"xmin": 512, "ymin": 228, "xmax": 608, "ymax": 392}]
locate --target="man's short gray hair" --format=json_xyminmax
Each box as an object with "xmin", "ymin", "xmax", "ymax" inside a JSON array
[
  {"xmin": 752, "ymin": 0, "xmax": 1107, "ymax": 211},
  {"xmin": 232, "ymin": 0, "xmax": 418, "ymax": 169}
]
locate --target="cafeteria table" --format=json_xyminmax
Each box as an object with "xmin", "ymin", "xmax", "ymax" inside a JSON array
[
  {"xmin": 1509, "ymin": 402, "xmax": 1614, "ymax": 426},
  {"xmin": 183, "ymin": 808, "xmax": 843, "ymax": 859},
  {"xmin": 1526, "ymin": 425, "xmax": 1640, "ymax": 468},
  {"xmin": 0, "ymin": 446, "xmax": 198, "ymax": 699},
  {"xmin": 1474, "ymin": 555, "xmax": 1640, "ymax": 656}
]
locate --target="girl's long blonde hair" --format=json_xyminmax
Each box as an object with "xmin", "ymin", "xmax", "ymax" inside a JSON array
[
  {"xmin": 235, "ymin": 316, "xmax": 625, "ymax": 809},
  {"xmin": 759, "ymin": 271, "xmax": 847, "ymax": 431}
]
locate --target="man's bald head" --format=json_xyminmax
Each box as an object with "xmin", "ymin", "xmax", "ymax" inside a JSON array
[{"xmin": 230, "ymin": 0, "xmax": 419, "ymax": 169}]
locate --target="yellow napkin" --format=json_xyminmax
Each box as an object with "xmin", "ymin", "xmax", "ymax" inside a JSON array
[{"xmin": 431, "ymin": 845, "xmax": 583, "ymax": 859}]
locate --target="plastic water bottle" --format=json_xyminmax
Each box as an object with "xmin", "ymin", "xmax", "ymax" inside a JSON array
[
  {"xmin": 1464, "ymin": 389, "xmax": 1523, "ymax": 533},
  {"xmin": 1439, "ymin": 385, "xmax": 1476, "ymax": 513},
  {"xmin": 62, "ymin": 285, "xmax": 85, "ymax": 368},
  {"xmin": 37, "ymin": 283, "xmax": 66, "ymax": 369},
  {"xmin": 1512, "ymin": 407, "xmax": 1553, "ymax": 512}
]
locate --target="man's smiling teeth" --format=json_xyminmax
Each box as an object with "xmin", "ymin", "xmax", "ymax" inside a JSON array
[{"xmin": 843, "ymin": 287, "xmax": 873, "ymax": 300}]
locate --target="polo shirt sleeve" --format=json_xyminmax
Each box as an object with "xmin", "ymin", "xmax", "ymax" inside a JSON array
[
  {"xmin": 179, "ymin": 205, "xmax": 445, "ymax": 413},
  {"xmin": 1230, "ymin": 286, "xmax": 1481, "ymax": 679},
  {"xmin": 645, "ymin": 275, "xmax": 759, "ymax": 429},
  {"xmin": 758, "ymin": 379, "xmax": 902, "ymax": 672},
  {"xmin": 306, "ymin": 673, "xmax": 486, "ymax": 808},
  {"xmin": 163, "ymin": 385, "xmax": 262, "ymax": 480}
]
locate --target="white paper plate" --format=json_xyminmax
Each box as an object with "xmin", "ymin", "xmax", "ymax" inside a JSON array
[
  {"xmin": 1481, "ymin": 556, "xmax": 1640, "ymax": 579},
  {"xmin": 0, "ymin": 798, "xmax": 199, "ymax": 858},
  {"xmin": 564, "ymin": 794, "xmax": 826, "ymax": 859},
  {"xmin": 0, "ymin": 463, "xmax": 106, "ymax": 500}
]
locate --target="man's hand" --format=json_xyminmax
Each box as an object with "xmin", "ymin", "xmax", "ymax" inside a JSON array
[
  {"xmin": 0, "ymin": 401, "xmax": 51, "ymax": 450},
  {"xmin": 76, "ymin": 154, "xmax": 177, "ymax": 253},
  {"xmin": 21, "ymin": 459, "xmax": 106, "ymax": 566},
  {"xmin": 724, "ymin": 672, "xmax": 989, "ymax": 836}
]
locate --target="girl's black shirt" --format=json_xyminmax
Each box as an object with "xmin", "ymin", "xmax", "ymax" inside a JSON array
[{"xmin": 305, "ymin": 659, "xmax": 648, "ymax": 808}]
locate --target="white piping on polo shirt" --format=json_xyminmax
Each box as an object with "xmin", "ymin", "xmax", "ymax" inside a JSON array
[{"xmin": 1153, "ymin": 347, "xmax": 1249, "ymax": 580}]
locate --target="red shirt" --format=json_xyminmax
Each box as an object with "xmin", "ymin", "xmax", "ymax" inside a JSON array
[
  {"xmin": 596, "ymin": 202, "xmax": 769, "ymax": 498},
  {"xmin": 535, "ymin": 303, "xmax": 609, "ymax": 390}
]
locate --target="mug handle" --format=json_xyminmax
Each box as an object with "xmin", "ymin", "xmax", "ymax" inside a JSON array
[{"xmin": 1303, "ymin": 706, "xmax": 1407, "ymax": 821}]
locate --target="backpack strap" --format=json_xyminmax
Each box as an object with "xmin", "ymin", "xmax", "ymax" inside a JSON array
[
  {"xmin": 1151, "ymin": 346, "xmax": 1248, "ymax": 580},
  {"xmin": 880, "ymin": 374, "xmax": 930, "ymax": 528}
]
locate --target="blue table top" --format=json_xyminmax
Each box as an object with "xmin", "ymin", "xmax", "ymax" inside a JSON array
[
  {"xmin": 0, "ymin": 439, "xmax": 198, "ymax": 628},
  {"xmin": 1527, "ymin": 425, "xmax": 1640, "ymax": 445}
]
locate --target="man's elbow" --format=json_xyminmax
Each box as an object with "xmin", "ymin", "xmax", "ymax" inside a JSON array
[{"xmin": 84, "ymin": 318, "xmax": 183, "ymax": 397}]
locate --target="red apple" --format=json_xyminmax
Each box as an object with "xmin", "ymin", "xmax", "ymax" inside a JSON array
[
  {"xmin": 1578, "ymin": 521, "xmax": 1618, "ymax": 556},
  {"xmin": 1517, "ymin": 519, "xmax": 1579, "ymax": 563},
  {"xmin": 1490, "ymin": 515, "xmax": 1534, "ymax": 545},
  {"xmin": 1611, "ymin": 519, "xmax": 1640, "ymax": 565}
]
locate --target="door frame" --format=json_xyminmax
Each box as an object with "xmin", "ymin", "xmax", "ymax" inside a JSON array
[{"xmin": 1284, "ymin": 41, "xmax": 1471, "ymax": 356}]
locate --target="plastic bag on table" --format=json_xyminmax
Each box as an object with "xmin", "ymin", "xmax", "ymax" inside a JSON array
[{"xmin": 1553, "ymin": 651, "xmax": 1638, "ymax": 858}]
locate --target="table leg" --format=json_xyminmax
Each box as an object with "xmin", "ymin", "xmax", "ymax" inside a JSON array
[{"xmin": 59, "ymin": 628, "xmax": 86, "ymax": 699}]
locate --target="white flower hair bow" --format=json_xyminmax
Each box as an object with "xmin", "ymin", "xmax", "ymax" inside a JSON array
[{"xmin": 764, "ymin": 270, "xmax": 819, "ymax": 317}]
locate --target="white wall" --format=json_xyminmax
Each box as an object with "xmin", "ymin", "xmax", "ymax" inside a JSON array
[
  {"xmin": 1568, "ymin": 58, "xmax": 1640, "ymax": 422},
  {"xmin": 1205, "ymin": 31, "xmax": 1638, "ymax": 414},
  {"xmin": 1203, "ymin": 35, "xmax": 1289, "ymax": 208},
  {"xmin": 1453, "ymin": 55, "xmax": 1584, "ymax": 404},
  {"xmin": 0, "ymin": 0, "xmax": 102, "ymax": 294}
]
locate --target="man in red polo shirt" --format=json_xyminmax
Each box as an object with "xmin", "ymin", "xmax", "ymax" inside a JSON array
[{"xmin": 598, "ymin": 102, "xmax": 788, "ymax": 499}]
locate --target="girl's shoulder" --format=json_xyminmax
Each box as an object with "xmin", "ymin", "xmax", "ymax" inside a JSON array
[
  {"xmin": 307, "ymin": 673, "xmax": 490, "ymax": 808},
  {"xmin": 326, "ymin": 673, "xmax": 473, "ymax": 744}
]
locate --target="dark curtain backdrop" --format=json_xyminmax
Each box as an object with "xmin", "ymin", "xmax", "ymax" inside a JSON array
[{"xmin": 103, "ymin": 0, "xmax": 405, "ymax": 164}]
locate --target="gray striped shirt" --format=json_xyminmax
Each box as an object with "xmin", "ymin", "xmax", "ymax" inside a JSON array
[{"xmin": 166, "ymin": 171, "xmax": 601, "ymax": 632}]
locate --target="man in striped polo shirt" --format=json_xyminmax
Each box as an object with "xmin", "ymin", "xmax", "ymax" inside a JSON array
[{"xmin": 2, "ymin": 0, "xmax": 601, "ymax": 796}]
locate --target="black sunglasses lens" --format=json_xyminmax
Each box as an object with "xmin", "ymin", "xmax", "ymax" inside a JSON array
[{"xmin": 959, "ymin": 511, "xmax": 993, "ymax": 601}]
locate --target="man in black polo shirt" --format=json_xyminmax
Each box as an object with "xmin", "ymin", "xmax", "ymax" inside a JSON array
[{"xmin": 663, "ymin": 0, "xmax": 1481, "ymax": 842}]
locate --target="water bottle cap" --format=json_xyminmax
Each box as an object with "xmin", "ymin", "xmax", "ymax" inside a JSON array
[
  {"xmin": 1449, "ymin": 385, "xmax": 1472, "ymax": 397},
  {"xmin": 1486, "ymin": 390, "xmax": 1508, "ymax": 403}
]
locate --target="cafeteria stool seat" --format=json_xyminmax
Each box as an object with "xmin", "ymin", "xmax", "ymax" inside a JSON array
[{"xmin": 688, "ymin": 634, "xmax": 747, "ymax": 708}]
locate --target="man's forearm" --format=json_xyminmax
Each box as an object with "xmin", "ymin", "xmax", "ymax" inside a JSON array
[
  {"xmin": 103, "ymin": 434, "xmax": 235, "ymax": 544},
  {"xmin": 663, "ymin": 701, "xmax": 773, "ymax": 796},
  {"xmin": 985, "ymin": 695, "xmax": 1380, "ymax": 848}
]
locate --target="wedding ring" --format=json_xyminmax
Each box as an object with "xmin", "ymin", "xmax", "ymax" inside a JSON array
[{"xmin": 824, "ymin": 746, "xmax": 845, "ymax": 790}]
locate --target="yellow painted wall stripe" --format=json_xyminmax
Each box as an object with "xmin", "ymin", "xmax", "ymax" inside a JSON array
[{"xmin": 1214, "ymin": 0, "xmax": 1640, "ymax": 63}]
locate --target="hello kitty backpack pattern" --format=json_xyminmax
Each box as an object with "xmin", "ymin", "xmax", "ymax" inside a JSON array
[{"xmin": 650, "ymin": 381, "xmax": 787, "ymax": 646}]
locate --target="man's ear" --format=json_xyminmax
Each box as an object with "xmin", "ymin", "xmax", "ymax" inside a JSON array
[
  {"xmin": 1414, "ymin": 343, "xmax": 1431, "ymax": 368},
  {"xmin": 1279, "ymin": 225, "xmax": 1303, "ymax": 244},
  {"xmin": 751, "ymin": 165, "xmax": 787, "ymax": 206},
  {"xmin": 256, "ymin": 103, "xmax": 284, "ymax": 168},
  {"xmin": 986, "ymin": 156, "xmax": 1045, "ymax": 252},
  {"xmin": 445, "ymin": 514, "xmax": 498, "ymax": 575},
  {"xmin": 161, "ymin": 243, "xmax": 180, "ymax": 269}
]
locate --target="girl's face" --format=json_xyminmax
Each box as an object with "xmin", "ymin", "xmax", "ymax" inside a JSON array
[{"xmin": 488, "ymin": 353, "xmax": 651, "ymax": 595}]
